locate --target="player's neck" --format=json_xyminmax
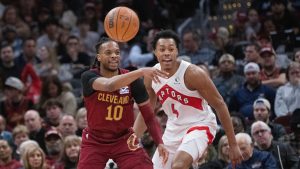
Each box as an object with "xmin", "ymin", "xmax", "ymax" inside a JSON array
[
  {"xmin": 99, "ymin": 67, "xmax": 119, "ymax": 78},
  {"xmin": 162, "ymin": 60, "xmax": 181, "ymax": 77}
]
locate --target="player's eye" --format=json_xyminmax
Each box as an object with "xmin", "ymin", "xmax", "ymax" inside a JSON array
[
  {"xmin": 104, "ymin": 51, "xmax": 112, "ymax": 56},
  {"xmin": 169, "ymin": 48, "xmax": 174, "ymax": 52},
  {"xmin": 159, "ymin": 48, "xmax": 165, "ymax": 52}
]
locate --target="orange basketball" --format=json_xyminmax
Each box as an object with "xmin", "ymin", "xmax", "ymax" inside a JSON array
[{"xmin": 104, "ymin": 6, "xmax": 140, "ymax": 42}]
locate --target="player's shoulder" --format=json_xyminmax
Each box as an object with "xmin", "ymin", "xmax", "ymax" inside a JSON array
[
  {"xmin": 81, "ymin": 68, "xmax": 99, "ymax": 80},
  {"xmin": 185, "ymin": 64, "xmax": 207, "ymax": 78}
]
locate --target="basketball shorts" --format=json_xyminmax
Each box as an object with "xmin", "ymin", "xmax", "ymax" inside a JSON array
[{"xmin": 78, "ymin": 128, "xmax": 153, "ymax": 169}]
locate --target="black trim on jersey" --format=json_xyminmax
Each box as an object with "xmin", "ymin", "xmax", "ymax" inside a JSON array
[
  {"xmin": 131, "ymin": 78, "xmax": 149, "ymax": 104},
  {"xmin": 81, "ymin": 70, "xmax": 99, "ymax": 96}
]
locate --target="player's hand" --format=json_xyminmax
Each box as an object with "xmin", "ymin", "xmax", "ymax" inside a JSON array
[
  {"xmin": 127, "ymin": 133, "xmax": 140, "ymax": 151},
  {"xmin": 157, "ymin": 144, "xmax": 169, "ymax": 166},
  {"xmin": 228, "ymin": 144, "xmax": 243, "ymax": 169},
  {"xmin": 140, "ymin": 68, "xmax": 169, "ymax": 83}
]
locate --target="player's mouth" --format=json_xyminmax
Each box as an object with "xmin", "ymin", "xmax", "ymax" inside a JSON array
[
  {"xmin": 109, "ymin": 61, "xmax": 119, "ymax": 66},
  {"xmin": 162, "ymin": 59, "xmax": 172, "ymax": 63}
]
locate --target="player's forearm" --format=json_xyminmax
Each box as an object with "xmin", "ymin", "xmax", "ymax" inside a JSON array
[
  {"xmin": 138, "ymin": 103, "xmax": 163, "ymax": 145},
  {"xmin": 133, "ymin": 113, "xmax": 148, "ymax": 138},
  {"xmin": 93, "ymin": 69, "xmax": 143, "ymax": 91},
  {"xmin": 215, "ymin": 102, "xmax": 237, "ymax": 146}
]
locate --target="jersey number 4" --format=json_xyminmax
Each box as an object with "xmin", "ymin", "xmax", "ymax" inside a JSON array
[
  {"xmin": 105, "ymin": 105, "xmax": 123, "ymax": 121},
  {"xmin": 171, "ymin": 104, "xmax": 179, "ymax": 118}
]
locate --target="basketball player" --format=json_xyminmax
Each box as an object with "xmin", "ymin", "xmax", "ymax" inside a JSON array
[
  {"xmin": 77, "ymin": 37, "xmax": 169, "ymax": 169},
  {"xmin": 133, "ymin": 30, "xmax": 243, "ymax": 169}
]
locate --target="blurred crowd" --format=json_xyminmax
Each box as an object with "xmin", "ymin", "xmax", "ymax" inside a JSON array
[{"xmin": 0, "ymin": 0, "xmax": 299, "ymax": 169}]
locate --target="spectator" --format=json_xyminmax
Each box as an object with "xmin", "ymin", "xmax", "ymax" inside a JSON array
[
  {"xmin": 73, "ymin": 18, "xmax": 99, "ymax": 57},
  {"xmin": 270, "ymin": 0, "xmax": 300, "ymax": 34},
  {"xmin": 0, "ymin": 45, "xmax": 23, "ymax": 83},
  {"xmin": 228, "ymin": 133, "xmax": 277, "ymax": 169},
  {"xmin": 35, "ymin": 46, "xmax": 59, "ymax": 78},
  {"xmin": 83, "ymin": 2, "xmax": 104, "ymax": 35},
  {"xmin": 259, "ymin": 47, "xmax": 286, "ymax": 88},
  {"xmin": 231, "ymin": 113, "xmax": 248, "ymax": 134},
  {"xmin": 198, "ymin": 135, "xmax": 230, "ymax": 169},
  {"xmin": 213, "ymin": 54, "xmax": 244, "ymax": 105},
  {"xmin": 24, "ymin": 110, "xmax": 47, "ymax": 154},
  {"xmin": 58, "ymin": 35, "xmax": 90, "ymax": 80},
  {"xmin": 1, "ymin": 25, "xmax": 23, "ymax": 57},
  {"xmin": 0, "ymin": 115, "xmax": 13, "ymax": 147},
  {"xmin": 180, "ymin": 29, "xmax": 216, "ymax": 65},
  {"xmin": 237, "ymin": 42, "xmax": 262, "ymax": 75},
  {"xmin": 0, "ymin": 77, "xmax": 34, "ymax": 130},
  {"xmin": 58, "ymin": 115, "xmax": 77, "ymax": 138},
  {"xmin": 244, "ymin": 42, "xmax": 262, "ymax": 64},
  {"xmin": 15, "ymin": 38, "xmax": 40, "ymax": 69},
  {"xmin": 50, "ymin": 0, "xmax": 77, "ymax": 30},
  {"xmin": 0, "ymin": 139, "xmax": 22, "ymax": 169},
  {"xmin": 214, "ymin": 27, "xmax": 235, "ymax": 62},
  {"xmin": 245, "ymin": 8, "xmax": 261, "ymax": 41},
  {"xmin": 36, "ymin": 18, "xmax": 60, "ymax": 50},
  {"xmin": 0, "ymin": 5, "xmax": 30, "ymax": 39},
  {"xmin": 253, "ymin": 98, "xmax": 286, "ymax": 139},
  {"xmin": 229, "ymin": 62, "xmax": 276, "ymax": 121},
  {"xmin": 39, "ymin": 75, "xmax": 77, "ymax": 116},
  {"xmin": 42, "ymin": 99, "xmax": 64, "ymax": 127},
  {"xmin": 279, "ymin": 109, "xmax": 300, "ymax": 155},
  {"xmin": 75, "ymin": 107, "xmax": 87, "ymax": 137},
  {"xmin": 20, "ymin": 62, "xmax": 42, "ymax": 104},
  {"xmin": 53, "ymin": 135, "xmax": 81, "ymax": 169},
  {"xmin": 44, "ymin": 127, "xmax": 63, "ymax": 167},
  {"xmin": 20, "ymin": 146, "xmax": 47, "ymax": 169},
  {"xmin": 12, "ymin": 125, "xmax": 29, "ymax": 160},
  {"xmin": 275, "ymin": 62, "xmax": 300, "ymax": 117},
  {"xmin": 251, "ymin": 121, "xmax": 298, "ymax": 169},
  {"xmin": 18, "ymin": 140, "xmax": 39, "ymax": 161},
  {"xmin": 127, "ymin": 31, "xmax": 154, "ymax": 68}
]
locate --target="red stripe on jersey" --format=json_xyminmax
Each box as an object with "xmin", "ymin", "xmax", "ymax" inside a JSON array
[
  {"xmin": 186, "ymin": 126, "xmax": 214, "ymax": 144},
  {"xmin": 156, "ymin": 84, "xmax": 203, "ymax": 110}
]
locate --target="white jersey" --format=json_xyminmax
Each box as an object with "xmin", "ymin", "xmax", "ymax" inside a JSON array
[{"xmin": 152, "ymin": 61, "xmax": 217, "ymax": 144}]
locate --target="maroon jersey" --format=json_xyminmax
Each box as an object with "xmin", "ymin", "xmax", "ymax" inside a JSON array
[{"xmin": 81, "ymin": 68, "xmax": 148, "ymax": 140}]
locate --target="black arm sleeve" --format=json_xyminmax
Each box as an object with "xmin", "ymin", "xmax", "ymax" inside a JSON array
[
  {"xmin": 81, "ymin": 70, "xmax": 99, "ymax": 96},
  {"xmin": 131, "ymin": 78, "xmax": 149, "ymax": 104}
]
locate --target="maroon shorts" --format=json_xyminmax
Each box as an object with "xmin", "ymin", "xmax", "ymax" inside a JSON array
[{"xmin": 78, "ymin": 128, "xmax": 153, "ymax": 169}]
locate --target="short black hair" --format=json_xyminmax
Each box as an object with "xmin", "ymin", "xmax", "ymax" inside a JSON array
[
  {"xmin": 246, "ymin": 42, "xmax": 261, "ymax": 52},
  {"xmin": 0, "ymin": 44, "xmax": 13, "ymax": 51},
  {"xmin": 66, "ymin": 35, "xmax": 79, "ymax": 44},
  {"xmin": 151, "ymin": 29, "xmax": 180, "ymax": 51},
  {"xmin": 43, "ymin": 98, "xmax": 63, "ymax": 110}
]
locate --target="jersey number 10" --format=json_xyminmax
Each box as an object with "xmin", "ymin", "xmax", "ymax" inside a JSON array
[{"xmin": 105, "ymin": 105, "xmax": 123, "ymax": 121}]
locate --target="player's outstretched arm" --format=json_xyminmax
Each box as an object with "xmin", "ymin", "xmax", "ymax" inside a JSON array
[
  {"xmin": 133, "ymin": 75, "xmax": 158, "ymax": 138},
  {"xmin": 186, "ymin": 65, "xmax": 243, "ymax": 167},
  {"xmin": 92, "ymin": 68, "xmax": 168, "ymax": 92}
]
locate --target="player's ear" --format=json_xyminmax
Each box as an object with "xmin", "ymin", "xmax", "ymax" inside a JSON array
[{"xmin": 97, "ymin": 54, "xmax": 101, "ymax": 62}]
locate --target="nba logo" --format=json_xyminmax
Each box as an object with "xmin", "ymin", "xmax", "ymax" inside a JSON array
[
  {"xmin": 120, "ymin": 86, "xmax": 129, "ymax": 94},
  {"xmin": 174, "ymin": 77, "xmax": 180, "ymax": 84}
]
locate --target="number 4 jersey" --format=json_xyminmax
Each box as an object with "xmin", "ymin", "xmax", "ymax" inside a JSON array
[{"xmin": 152, "ymin": 61, "xmax": 217, "ymax": 143}]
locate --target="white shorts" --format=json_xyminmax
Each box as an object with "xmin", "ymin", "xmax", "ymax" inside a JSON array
[{"xmin": 152, "ymin": 126, "xmax": 215, "ymax": 169}]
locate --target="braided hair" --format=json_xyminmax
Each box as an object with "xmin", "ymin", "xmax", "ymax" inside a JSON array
[{"xmin": 92, "ymin": 37, "xmax": 114, "ymax": 68}]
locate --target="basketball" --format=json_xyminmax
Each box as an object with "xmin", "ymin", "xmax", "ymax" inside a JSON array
[{"xmin": 104, "ymin": 7, "xmax": 140, "ymax": 42}]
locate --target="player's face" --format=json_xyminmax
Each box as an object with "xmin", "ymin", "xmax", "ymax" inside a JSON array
[
  {"xmin": 154, "ymin": 38, "xmax": 178, "ymax": 70},
  {"xmin": 97, "ymin": 41, "xmax": 121, "ymax": 71}
]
